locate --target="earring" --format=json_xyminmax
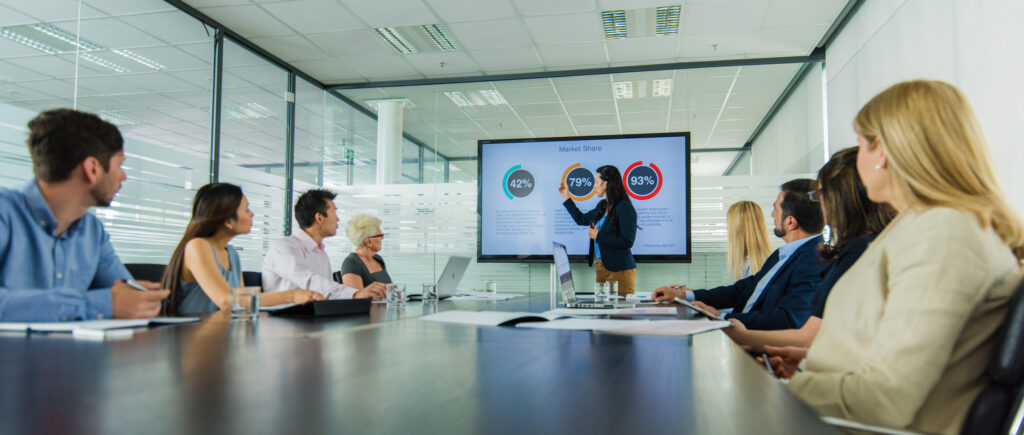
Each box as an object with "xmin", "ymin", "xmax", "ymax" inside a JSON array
[{"xmin": 874, "ymin": 164, "xmax": 882, "ymax": 170}]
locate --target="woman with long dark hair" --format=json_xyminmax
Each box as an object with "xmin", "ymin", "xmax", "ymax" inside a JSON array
[
  {"xmin": 723, "ymin": 147, "xmax": 895, "ymax": 350},
  {"xmin": 558, "ymin": 165, "xmax": 638, "ymax": 296},
  {"xmin": 161, "ymin": 183, "xmax": 323, "ymax": 315}
]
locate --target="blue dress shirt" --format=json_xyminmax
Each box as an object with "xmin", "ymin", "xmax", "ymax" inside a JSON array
[
  {"xmin": 0, "ymin": 179, "xmax": 130, "ymax": 321},
  {"xmin": 686, "ymin": 235, "xmax": 819, "ymax": 309}
]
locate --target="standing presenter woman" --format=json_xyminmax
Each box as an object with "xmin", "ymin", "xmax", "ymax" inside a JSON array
[{"xmin": 558, "ymin": 165, "xmax": 638, "ymax": 296}]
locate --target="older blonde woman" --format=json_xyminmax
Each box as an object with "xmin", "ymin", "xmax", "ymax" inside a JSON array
[
  {"xmin": 764, "ymin": 80, "xmax": 1024, "ymax": 434},
  {"xmin": 725, "ymin": 201, "xmax": 772, "ymax": 281},
  {"xmin": 339, "ymin": 214, "xmax": 391, "ymax": 293}
]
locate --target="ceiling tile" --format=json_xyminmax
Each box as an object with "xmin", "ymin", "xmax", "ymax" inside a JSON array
[
  {"xmin": 513, "ymin": 0, "xmax": 595, "ymax": 16},
  {"xmin": 448, "ymin": 19, "xmax": 533, "ymax": 50},
  {"xmin": 249, "ymin": 36, "xmax": 326, "ymax": 62},
  {"xmin": 307, "ymin": 30, "xmax": 393, "ymax": 58},
  {"xmin": 343, "ymin": 0, "xmax": 439, "ymax": 28},
  {"xmin": 511, "ymin": 102, "xmax": 562, "ymax": 117},
  {"xmin": 5, "ymin": 56, "xmax": 76, "ymax": 79},
  {"xmin": 680, "ymin": 1, "xmax": 765, "ymax": 36},
  {"xmin": 470, "ymin": 47, "xmax": 543, "ymax": 72},
  {"xmin": 5, "ymin": 1, "xmax": 105, "ymax": 22},
  {"xmin": 292, "ymin": 59, "xmax": 363, "ymax": 83},
  {"xmin": 616, "ymin": 97, "xmax": 670, "ymax": 113},
  {"xmin": 0, "ymin": 4, "xmax": 38, "ymax": 26},
  {"xmin": 748, "ymin": 26, "xmax": 829, "ymax": 55},
  {"xmin": 498, "ymin": 86, "xmax": 557, "ymax": 105},
  {"xmin": 426, "ymin": 0, "xmax": 517, "ymax": 22},
  {"xmin": 563, "ymin": 99, "xmax": 616, "ymax": 115},
  {"xmin": 571, "ymin": 113, "xmax": 617, "ymax": 126},
  {"xmin": 606, "ymin": 37, "xmax": 677, "ymax": 64},
  {"xmin": 675, "ymin": 32, "xmax": 751, "ymax": 59},
  {"xmin": 536, "ymin": 42, "xmax": 607, "ymax": 68},
  {"xmin": 492, "ymin": 78, "xmax": 552, "ymax": 89},
  {"xmin": 404, "ymin": 52, "xmax": 481, "ymax": 75},
  {"xmin": 122, "ymin": 12, "xmax": 214, "ymax": 45},
  {"xmin": 763, "ymin": 0, "xmax": 848, "ymax": 27},
  {"xmin": 85, "ymin": 0, "xmax": 177, "ymax": 15},
  {"xmin": 575, "ymin": 125, "xmax": 620, "ymax": 136},
  {"xmin": 555, "ymin": 83, "xmax": 612, "ymax": 101},
  {"xmin": 198, "ymin": 5, "xmax": 293, "ymax": 38},
  {"xmin": 261, "ymin": 0, "xmax": 365, "ymax": 34},
  {"xmin": 345, "ymin": 55, "xmax": 421, "ymax": 79},
  {"xmin": 524, "ymin": 13, "xmax": 603, "ymax": 44}
]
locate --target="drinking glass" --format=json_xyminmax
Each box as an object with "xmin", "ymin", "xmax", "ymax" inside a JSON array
[
  {"xmin": 386, "ymin": 283, "xmax": 407, "ymax": 307},
  {"xmin": 230, "ymin": 287, "xmax": 260, "ymax": 320},
  {"xmin": 422, "ymin": 283, "xmax": 438, "ymax": 302},
  {"xmin": 595, "ymin": 282, "xmax": 610, "ymax": 302}
]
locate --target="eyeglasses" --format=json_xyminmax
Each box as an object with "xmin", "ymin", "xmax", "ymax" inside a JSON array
[{"xmin": 368, "ymin": 233, "xmax": 384, "ymax": 239}]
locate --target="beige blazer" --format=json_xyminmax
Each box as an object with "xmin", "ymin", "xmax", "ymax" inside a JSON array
[{"xmin": 788, "ymin": 207, "xmax": 1022, "ymax": 434}]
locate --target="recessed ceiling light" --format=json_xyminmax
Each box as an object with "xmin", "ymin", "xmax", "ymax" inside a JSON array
[
  {"xmin": 374, "ymin": 24, "xmax": 461, "ymax": 54},
  {"xmin": 601, "ymin": 5, "xmax": 682, "ymax": 39},
  {"xmin": 444, "ymin": 90, "xmax": 507, "ymax": 107},
  {"xmin": 613, "ymin": 81, "xmax": 633, "ymax": 99},
  {"xmin": 0, "ymin": 24, "xmax": 163, "ymax": 72},
  {"xmin": 652, "ymin": 79, "xmax": 672, "ymax": 96}
]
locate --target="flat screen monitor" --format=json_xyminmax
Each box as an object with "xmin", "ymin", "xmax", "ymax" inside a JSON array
[{"xmin": 477, "ymin": 132, "xmax": 691, "ymax": 262}]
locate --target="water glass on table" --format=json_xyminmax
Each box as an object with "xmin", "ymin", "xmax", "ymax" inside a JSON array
[
  {"xmin": 608, "ymin": 280, "xmax": 619, "ymax": 298},
  {"xmin": 594, "ymin": 282, "xmax": 610, "ymax": 302},
  {"xmin": 386, "ymin": 283, "xmax": 407, "ymax": 307},
  {"xmin": 422, "ymin": 283, "xmax": 438, "ymax": 302},
  {"xmin": 230, "ymin": 287, "xmax": 260, "ymax": 320}
]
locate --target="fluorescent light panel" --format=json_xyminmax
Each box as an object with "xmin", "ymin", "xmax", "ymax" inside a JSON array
[
  {"xmin": 613, "ymin": 79, "xmax": 672, "ymax": 99},
  {"xmin": 601, "ymin": 5, "xmax": 682, "ymax": 39},
  {"xmin": 374, "ymin": 24, "xmax": 460, "ymax": 54},
  {"xmin": 444, "ymin": 90, "xmax": 507, "ymax": 107},
  {"xmin": 0, "ymin": 24, "xmax": 164, "ymax": 72}
]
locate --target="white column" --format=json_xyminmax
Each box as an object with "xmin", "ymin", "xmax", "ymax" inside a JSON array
[{"xmin": 367, "ymin": 99, "xmax": 410, "ymax": 185}]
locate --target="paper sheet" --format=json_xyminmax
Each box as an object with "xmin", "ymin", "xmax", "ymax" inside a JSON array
[
  {"xmin": 420, "ymin": 310, "xmax": 545, "ymax": 326},
  {"xmin": 542, "ymin": 307, "xmax": 678, "ymax": 317},
  {"xmin": 0, "ymin": 317, "xmax": 199, "ymax": 332},
  {"xmin": 445, "ymin": 293, "xmax": 523, "ymax": 301},
  {"xmin": 515, "ymin": 318, "xmax": 651, "ymax": 330},
  {"xmin": 600, "ymin": 320, "xmax": 731, "ymax": 337}
]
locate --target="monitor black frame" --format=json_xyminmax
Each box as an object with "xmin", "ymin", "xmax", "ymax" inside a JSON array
[{"xmin": 477, "ymin": 131, "xmax": 692, "ymax": 263}]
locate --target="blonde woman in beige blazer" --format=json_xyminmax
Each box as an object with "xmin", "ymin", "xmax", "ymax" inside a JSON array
[{"xmin": 764, "ymin": 80, "xmax": 1024, "ymax": 434}]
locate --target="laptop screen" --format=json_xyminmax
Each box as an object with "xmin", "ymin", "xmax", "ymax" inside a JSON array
[{"xmin": 552, "ymin": 242, "xmax": 576, "ymax": 304}]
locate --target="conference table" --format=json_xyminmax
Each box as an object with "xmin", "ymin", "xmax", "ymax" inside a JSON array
[{"xmin": 0, "ymin": 294, "xmax": 835, "ymax": 434}]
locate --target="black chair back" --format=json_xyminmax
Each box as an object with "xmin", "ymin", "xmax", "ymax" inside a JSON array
[
  {"xmin": 242, "ymin": 271, "xmax": 263, "ymax": 291},
  {"xmin": 124, "ymin": 263, "xmax": 166, "ymax": 283},
  {"xmin": 961, "ymin": 274, "xmax": 1024, "ymax": 435},
  {"xmin": 333, "ymin": 271, "xmax": 344, "ymax": 284}
]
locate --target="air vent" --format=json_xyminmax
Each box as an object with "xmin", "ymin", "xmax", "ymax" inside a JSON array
[
  {"xmin": 374, "ymin": 24, "xmax": 461, "ymax": 54},
  {"xmin": 601, "ymin": 5, "xmax": 682, "ymax": 39}
]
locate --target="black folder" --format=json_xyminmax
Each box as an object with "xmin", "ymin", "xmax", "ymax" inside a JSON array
[{"xmin": 269, "ymin": 299, "xmax": 371, "ymax": 317}]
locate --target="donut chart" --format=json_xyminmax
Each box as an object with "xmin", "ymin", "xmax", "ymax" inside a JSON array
[
  {"xmin": 502, "ymin": 165, "xmax": 535, "ymax": 199},
  {"xmin": 561, "ymin": 163, "xmax": 595, "ymax": 201},
  {"xmin": 623, "ymin": 161, "xmax": 663, "ymax": 200}
]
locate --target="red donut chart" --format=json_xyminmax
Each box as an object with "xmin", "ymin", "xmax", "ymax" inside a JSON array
[{"xmin": 623, "ymin": 161, "xmax": 663, "ymax": 200}]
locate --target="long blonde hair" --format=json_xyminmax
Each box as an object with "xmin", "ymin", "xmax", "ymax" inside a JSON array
[
  {"xmin": 855, "ymin": 80, "xmax": 1024, "ymax": 259},
  {"xmin": 726, "ymin": 201, "xmax": 772, "ymax": 281}
]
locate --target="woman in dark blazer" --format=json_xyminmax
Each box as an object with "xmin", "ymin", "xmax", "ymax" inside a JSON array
[{"xmin": 558, "ymin": 165, "xmax": 638, "ymax": 296}]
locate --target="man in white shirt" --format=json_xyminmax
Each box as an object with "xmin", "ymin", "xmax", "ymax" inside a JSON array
[{"xmin": 261, "ymin": 189, "xmax": 384, "ymax": 300}]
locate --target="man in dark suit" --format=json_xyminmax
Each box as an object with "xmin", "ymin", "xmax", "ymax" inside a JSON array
[{"xmin": 652, "ymin": 179, "xmax": 826, "ymax": 330}]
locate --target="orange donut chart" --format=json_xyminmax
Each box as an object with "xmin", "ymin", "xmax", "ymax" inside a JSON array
[{"xmin": 561, "ymin": 163, "xmax": 596, "ymax": 201}]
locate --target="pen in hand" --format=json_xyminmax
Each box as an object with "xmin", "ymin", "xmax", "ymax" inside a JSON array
[
  {"xmin": 760, "ymin": 353, "xmax": 775, "ymax": 376},
  {"xmin": 126, "ymin": 280, "xmax": 149, "ymax": 292}
]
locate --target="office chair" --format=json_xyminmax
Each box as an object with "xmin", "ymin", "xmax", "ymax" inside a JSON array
[
  {"xmin": 124, "ymin": 263, "xmax": 166, "ymax": 283},
  {"xmin": 333, "ymin": 271, "xmax": 344, "ymax": 284},
  {"xmin": 242, "ymin": 271, "xmax": 263, "ymax": 291},
  {"xmin": 823, "ymin": 273, "xmax": 1024, "ymax": 435}
]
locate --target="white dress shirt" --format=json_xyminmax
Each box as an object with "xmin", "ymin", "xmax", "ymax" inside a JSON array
[{"xmin": 261, "ymin": 229, "xmax": 357, "ymax": 299}]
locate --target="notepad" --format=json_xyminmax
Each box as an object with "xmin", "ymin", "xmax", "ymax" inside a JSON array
[
  {"xmin": 0, "ymin": 317, "xmax": 199, "ymax": 332},
  {"xmin": 599, "ymin": 319, "xmax": 731, "ymax": 337}
]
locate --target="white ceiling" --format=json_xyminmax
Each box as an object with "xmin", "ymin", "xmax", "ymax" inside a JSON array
[
  {"xmin": 0, "ymin": 0, "xmax": 846, "ymax": 176},
  {"xmin": 184, "ymin": 0, "xmax": 846, "ymax": 83}
]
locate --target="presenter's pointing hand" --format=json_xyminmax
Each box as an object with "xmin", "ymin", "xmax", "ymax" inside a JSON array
[{"xmin": 558, "ymin": 180, "xmax": 569, "ymax": 200}]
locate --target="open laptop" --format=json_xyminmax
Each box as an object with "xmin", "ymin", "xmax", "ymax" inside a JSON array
[
  {"xmin": 407, "ymin": 256, "xmax": 471, "ymax": 301},
  {"xmin": 552, "ymin": 242, "xmax": 614, "ymax": 309}
]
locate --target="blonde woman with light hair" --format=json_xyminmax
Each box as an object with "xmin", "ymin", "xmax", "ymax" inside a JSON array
[
  {"xmin": 764, "ymin": 80, "xmax": 1024, "ymax": 434},
  {"xmin": 338, "ymin": 214, "xmax": 390, "ymax": 294},
  {"xmin": 725, "ymin": 201, "xmax": 772, "ymax": 281}
]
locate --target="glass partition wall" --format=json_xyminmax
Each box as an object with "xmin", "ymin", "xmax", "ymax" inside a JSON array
[{"xmin": 0, "ymin": 0, "xmax": 823, "ymax": 293}]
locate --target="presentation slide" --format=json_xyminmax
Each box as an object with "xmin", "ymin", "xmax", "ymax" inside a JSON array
[{"xmin": 478, "ymin": 133, "xmax": 690, "ymax": 262}]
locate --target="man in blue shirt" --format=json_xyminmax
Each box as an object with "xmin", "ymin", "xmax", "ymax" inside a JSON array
[
  {"xmin": 653, "ymin": 179, "xmax": 827, "ymax": 330},
  {"xmin": 0, "ymin": 109, "xmax": 170, "ymax": 321}
]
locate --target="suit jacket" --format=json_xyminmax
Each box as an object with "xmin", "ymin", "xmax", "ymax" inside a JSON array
[
  {"xmin": 788, "ymin": 207, "xmax": 1022, "ymax": 434},
  {"xmin": 693, "ymin": 235, "xmax": 826, "ymax": 330},
  {"xmin": 562, "ymin": 199, "xmax": 637, "ymax": 271}
]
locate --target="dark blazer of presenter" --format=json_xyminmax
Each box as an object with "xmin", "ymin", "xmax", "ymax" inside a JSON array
[{"xmin": 559, "ymin": 165, "xmax": 638, "ymax": 296}]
